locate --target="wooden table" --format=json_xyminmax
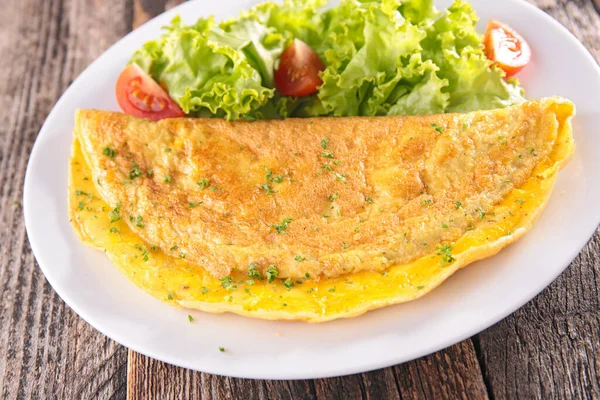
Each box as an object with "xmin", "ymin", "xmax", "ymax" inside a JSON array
[{"xmin": 1, "ymin": 0, "xmax": 599, "ymax": 398}]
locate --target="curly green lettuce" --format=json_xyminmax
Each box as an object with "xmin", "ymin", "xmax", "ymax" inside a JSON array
[{"xmin": 131, "ymin": 0, "xmax": 525, "ymax": 120}]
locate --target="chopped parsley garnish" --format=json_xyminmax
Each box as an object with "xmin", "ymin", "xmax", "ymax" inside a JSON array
[
  {"xmin": 266, "ymin": 168, "xmax": 284, "ymax": 183},
  {"xmin": 102, "ymin": 147, "xmax": 116, "ymax": 159},
  {"xmin": 455, "ymin": 201, "xmax": 463, "ymax": 209},
  {"xmin": 365, "ymin": 197, "xmax": 374, "ymax": 204},
  {"xmin": 108, "ymin": 203, "xmax": 121, "ymax": 223},
  {"xmin": 328, "ymin": 287, "xmax": 336, "ymax": 292},
  {"xmin": 189, "ymin": 201, "xmax": 203, "ymax": 208},
  {"xmin": 295, "ymin": 255, "xmax": 306, "ymax": 262},
  {"xmin": 283, "ymin": 278, "xmax": 294, "ymax": 290},
  {"xmin": 188, "ymin": 315, "xmax": 194, "ymax": 322},
  {"xmin": 75, "ymin": 190, "xmax": 92, "ymax": 198},
  {"xmin": 248, "ymin": 263, "xmax": 263, "ymax": 280},
  {"xmin": 164, "ymin": 176, "xmax": 172, "ymax": 183},
  {"xmin": 142, "ymin": 251, "xmax": 149, "ymax": 262},
  {"xmin": 170, "ymin": 245, "xmax": 178, "ymax": 251},
  {"xmin": 218, "ymin": 347, "xmax": 225, "ymax": 353},
  {"xmin": 516, "ymin": 198, "xmax": 526, "ymax": 205},
  {"xmin": 179, "ymin": 253, "xmax": 186, "ymax": 259},
  {"xmin": 477, "ymin": 209, "xmax": 486, "ymax": 220},
  {"xmin": 354, "ymin": 226, "xmax": 360, "ymax": 233},
  {"xmin": 382, "ymin": 272, "xmax": 388, "ymax": 276},
  {"xmin": 271, "ymin": 218, "xmax": 292, "ymax": 234},
  {"xmin": 321, "ymin": 151, "xmax": 334, "ymax": 158},
  {"xmin": 266, "ymin": 265, "xmax": 278, "ymax": 283},
  {"xmin": 441, "ymin": 223, "xmax": 449, "ymax": 229},
  {"xmin": 201, "ymin": 287, "xmax": 209, "ymax": 294},
  {"xmin": 321, "ymin": 164, "xmax": 332, "ymax": 172},
  {"xmin": 321, "ymin": 136, "xmax": 329, "ymax": 149},
  {"xmin": 147, "ymin": 170, "xmax": 154, "ymax": 178},
  {"xmin": 333, "ymin": 160, "xmax": 341, "ymax": 166},
  {"xmin": 167, "ymin": 292, "xmax": 174, "ymax": 300},
  {"xmin": 421, "ymin": 199, "xmax": 432, "ymax": 206},
  {"xmin": 261, "ymin": 183, "xmax": 276, "ymax": 195},
  {"xmin": 197, "ymin": 178, "xmax": 210, "ymax": 189},
  {"xmin": 164, "ymin": 148, "xmax": 172, "ymax": 153},
  {"xmin": 328, "ymin": 193, "xmax": 339, "ymax": 202},
  {"xmin": 129, "ymin": 163, "xmax": 142, "ymax": 180},
  {"xmin": 220, "ymin": 276, "xmax": 236, "ymax": 290},
  {"xmin": 343, "ymin": 242, "xmax": 349, "ymax": 249},
  {"xmin": 305, "ymin": 272, "xmax": 310, "ymax": 278},
  {"xmin": 431, "ymin": 123, "xmax": 444, "ymax": 134},
  {"xmin": 437, "ymin": 245, "xmax": 455, "ymax": 267},
  {"xmin": 334, "ymin": 172, "xmax": 347, "ymax": 184},
  {"xmin": 77, "ymin": 201, "xmax": 85, "ymax": 211},
  {"xmin": 134, "ymin": 215, "xmax": 144, "ymax": 228},
  {"xmin": 245, "ymin": 279, "xmax": 255, "ymax": 286},
  {"xmin": 109, "ymin": 227, "xmax": 120, "ymax": 234},
  {"xmin": 529, "ymin": 147, "xmax": 537, "ymax": 156},
  {"xmin": 417, "ymin": 285, "xmax": 425, "ymax": 290},
  {"xmin": 210, "ymin": 186, "xmax": 218, "ymax": 192}
]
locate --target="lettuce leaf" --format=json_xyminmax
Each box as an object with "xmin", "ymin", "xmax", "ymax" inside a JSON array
[{"xmin": 130, "ymin": 0, "xmax": 525, "ymax": 120}]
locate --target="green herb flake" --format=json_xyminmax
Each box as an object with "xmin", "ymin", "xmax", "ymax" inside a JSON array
[
  {"xmin": 437, "ymin": 245, "xmax": 455, "ymax": 267},
  {"xmin": 334, "ymin": 172, "xmax": 347, "ymax": 184},
  {"xmin": 321, "ymin": 151, "xmax": 334, "ymax": 158},
  {"xmin": 201, "ymin": 287, "xmax": 209, "ymax": 294},
  {"xmin": 343, "ymin": 241, "xmax": 349, "ymax": 249},
  {"xmin": 305, "ymin": 272, "xmax": 310, "ymax": 279},
  {"xmin": 134, "ymin": 215, "xmax": 144, "ymax": 228},
  {"xmin": 328, "ymin": 287, "xmax": 336, "ymax": 292},
  {"xmin": 271, "ymin": 217, "xmax": 292, "ymax": 234},
  {"xmin": 109, "ymin": 227, "xmax": 120, "ymax": 234},
  {"xmin": 515, "ymin": 198, "xmax": 526, "ymax": 205},
  {"xmin": 431, "ymin": 123, "xmax": 444, "ymax": 134},
  {"xmin": 248, "ymin": 263, "xmax": 263, "ymax": 280},
  {"xmin": 129, "ymin": 163, "xmax": 142, "ymax": 180},
  {"xmin": 441, "ymin": 223, "xmax": 449, "ymax": 229},
  {"xmin": 102, "ymin": 147, "xmax": 116, "ymax": 159},
  {"xmin": 167, "ymin": 292, "xmax": 174, "ymax": 300},
  {"xmin": 266, "ymin": 168, "xmax": 284, "ymax": 183},
  {"xmin": 164, "ymin": 176, "xmax": 172, "ymax": 183},
  {"xmin": 321, "ymin": 136, "xmax": 329, "ymax": 149},
  {"xmin": 189, "ymin": 201, "xmax": 203, "ymax": 208},
  {"xmin": 77, "ymin": 201, "xmax": 85, "ymax": 211},
  {"xmin": 245, "ymin": 279, "xmax": 255, "ymax": 286},
  {"xmin": 197, "ymin": 178, "xmax": 210, "ymax": 189},
  {"xmin": 478, "ymin": 209, "xmax": 486, "ymax": 220},
  {"xmin": 218, "ymin": 347, "xmax": 225, "ymax": 353},
  {"xmin": 108, "ymin": 203, "xmax": 121, "ymax": 223},
  {"xmin": 283, "ymin": 278, "xmax": 294, "ymax": 290},
  {"xmin": 421, "ymin": 199, "xmax": 433, "ymax": 207},
  {"xmin": 328, "ymin": 193, "xmax": 339, "ymax": 202},
  {"xmin": 164, "ymin": 148, "xmax": 172, "ymax": 153},
  {"xmin": 261, "ymin": 183, "xmax": 276, "ymax": 195},
  {"xmin": 266, "ymin": 265, "xmax": 279, "ymax": 283},
  {"xmin": 295, "ymin": 255, "xmax": 306, "ymax": 262},
  {"xmin": 455, "ymin": 201, "xmax": 463, "ymax": 209},
  {"xmin": 188, "ymin": 315, "xmax": 194, "ymax": 322},
  {"xmin": 417, "ymin": 285, "xmax": 425, "ymax": 290},
  {"xmin": 147, "ymin": 170, "xmax": 154, "ymax": 178},
  {"xmin": 220, "ymin": 276, "xmax": 236, "ymax": 290}
]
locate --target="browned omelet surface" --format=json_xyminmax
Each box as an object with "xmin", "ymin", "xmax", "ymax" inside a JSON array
[{"xmin": 74, "ymin": 97, "xmax": 575, "ymax": 280}]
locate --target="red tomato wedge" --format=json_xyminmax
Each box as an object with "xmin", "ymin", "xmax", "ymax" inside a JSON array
[
  {"xmin": 275, "ymin": 39, "xmax": 325, "ymax": 97},
  {"xmin": 483, "ymin": 19, "xmax": 531, "ymax": 77},
  {"xmin": 115, "ymin": 63, "xmax": 184, "ymax": 121}
]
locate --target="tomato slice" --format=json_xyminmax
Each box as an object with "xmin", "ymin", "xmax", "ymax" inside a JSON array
[
  {"xmin": 275, "ymin": 39, "xmax": 325, "ymax": 97},
  {"xmin": 115, "ymin": 63, "xmax": 184, "ymax": 121},
  {"xmin": 483, "ymin": 19, "xmax": 531, "ymax": 77}
]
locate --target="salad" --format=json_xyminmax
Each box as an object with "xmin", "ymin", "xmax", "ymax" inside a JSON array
[{"xmin": 116, "ymin": 0, "xmax": 531, "ymax": 121}]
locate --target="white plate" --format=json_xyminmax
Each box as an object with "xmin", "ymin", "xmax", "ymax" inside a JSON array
[{"xmin": 24, "ymin": 0, "xmax": 600, "ymax": 379}]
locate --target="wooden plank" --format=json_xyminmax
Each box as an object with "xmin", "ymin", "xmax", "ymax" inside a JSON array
[
  {"xmin": 133, "ymin": 0, "xmax": 186, "ymax": 29},
  {"xmin": 0, "ymin": 0, "xmax": 134, "ymax": 398},
  {"xmin": 474, "ymin": 1, "xmax": 600, "ymax": 398},
  {"xmin": 128, "ymin": 340, "xmax": 487, "ymax": 399}
]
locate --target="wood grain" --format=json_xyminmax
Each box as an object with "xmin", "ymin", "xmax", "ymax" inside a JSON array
[
  {"xmin": 128, "ymin": 340, "xmax": 488, "ymax": 399},
  {"xmin": 0, "ymin": 0, "xmax": 134, "ymax": 398},
  {"xmin": 473, "ymin": 1, "xmax": 600, "ymax": 398},
  {"xmin": 0, "ymin": 0, "xmax": 599, "ymax": 399}
]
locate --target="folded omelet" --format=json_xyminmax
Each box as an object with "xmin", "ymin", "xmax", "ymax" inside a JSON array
[{"xmin": 69, "ymin": 97, "xmax": 574, "ymax": 322}]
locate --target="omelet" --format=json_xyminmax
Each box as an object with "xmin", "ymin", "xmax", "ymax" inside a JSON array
[{"xmin": 70, "ymin": 97, "xmax": 574, "ymax": 322}]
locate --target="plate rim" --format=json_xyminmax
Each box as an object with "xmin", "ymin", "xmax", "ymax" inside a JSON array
[{"xmin": 23, "ymin": 0, "xmax": 600, "ymax": 379}]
